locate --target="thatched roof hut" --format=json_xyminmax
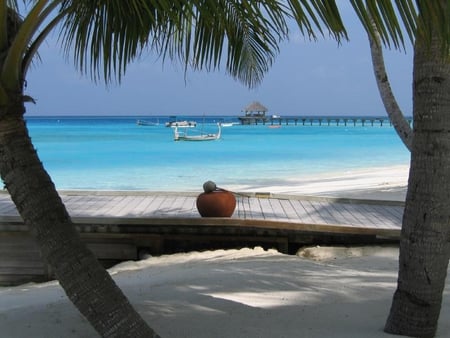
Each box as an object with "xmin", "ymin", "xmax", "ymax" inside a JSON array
[{"xmin": 243, "ymin": 101, "xmax": 268, "ymax": 116}]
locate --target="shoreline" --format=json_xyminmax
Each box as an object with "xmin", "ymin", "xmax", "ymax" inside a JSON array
[
  {"xmin": 225, "ymin": 164, "xmax": 409, "ymax": 201},
  {"xmin": 57, "ymin": 164, "xmax": 408, "ymax": 202}
]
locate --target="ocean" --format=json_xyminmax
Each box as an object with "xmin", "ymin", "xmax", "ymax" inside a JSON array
[{"xmin": 25, "ymin": 115, "xmax": 410, "ymax": 192}]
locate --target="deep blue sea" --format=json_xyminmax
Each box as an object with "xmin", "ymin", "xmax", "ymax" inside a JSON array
[{"xmin": 25, "ymin": 115, "xmax": 410, "ymax": 192}]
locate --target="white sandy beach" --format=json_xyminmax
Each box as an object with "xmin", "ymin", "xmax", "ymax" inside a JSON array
[
  {"xmin": 228, "ymin": 165, "xmax": 409, "ymax": 201},
  {"xmin": 1, "ymin": 246, "xmax": 449, "ymax": 338},
  {"xmin": 3, "ymin": 165, "xmax": 449, "ymax": 338}
]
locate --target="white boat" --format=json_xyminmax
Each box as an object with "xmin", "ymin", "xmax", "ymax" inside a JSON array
[
  {"xmin": 220, "ymin": 122, "xmax": 234, "ymax": 127},
  {"xmin": 136, "ymin": 119, "xmax": 159, "ymax": 126},
  {"xmin": 174, "ymin": 123, "xmax": 221, "ymax": 141},
  {"xmin": 165, "ymin": 120, "xmax": 197, "ymax": 128}
]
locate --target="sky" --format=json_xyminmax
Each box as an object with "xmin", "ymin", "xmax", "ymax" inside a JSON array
[{"xmin": 24, "ymin": 3, "xmax": 413, "ymax": 117}]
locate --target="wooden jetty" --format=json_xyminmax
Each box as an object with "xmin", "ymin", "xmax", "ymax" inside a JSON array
[
  {"xmin": 0, "ymin": 191, "xmax": 404, "ymax": 285},
  {"xmin": 238, "ymin": 115, "xmax": 413, "ymax": 127}
]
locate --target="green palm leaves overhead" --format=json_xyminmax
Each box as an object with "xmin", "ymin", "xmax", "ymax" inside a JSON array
[
  {"xmin": 59, "ymin": 0, "xmax": 293, "ymax": 87},
  {"xmin": 2, "ymin": 1, "xmax": 447, "ymax": 97}
]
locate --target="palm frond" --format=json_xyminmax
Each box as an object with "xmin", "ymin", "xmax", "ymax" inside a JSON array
[
  {"xmin": 2, "ymin": 1, "xmax": 52, "ymax": 90},
  {"xmin": 54, "ymin": 0, "xmax": 450, "ymax": 89},
  {"xmin": 287, "ymin": 0, "xmax": 348, "ymax": 42},
  {"xmin": 59, "ymin": 0, "xmax": 157, "ymax": 83},
  {"xmin": 350, "ymin": 0, "xmax": 449, "ymax": 52},
  {"xmin": 349, "ymin": 0, "xmax": 408, "ymax": 49},
  {"xmin": 415, "ymin": 0, "xmax": 450, "ymax": 52},
  {"xmin": 58, "ymin": 0, "xmax": 292, "ymax": 87}
]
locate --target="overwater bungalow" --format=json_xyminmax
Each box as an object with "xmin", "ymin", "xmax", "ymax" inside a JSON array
[{"xmin": 238, "ymin": 101, "xmax": 269, "ymax": 124}]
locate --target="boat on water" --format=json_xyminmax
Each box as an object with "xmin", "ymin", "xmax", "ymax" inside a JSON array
[
  {"xmin": 136, "ymin": 119, "xmax": 159, "ymax": 126},
  {"xmin": 173, "ymin": 123, "xmax": 221, "ymax": 141},
  {"xmin": 165, "ymin": 120, "xmax": 197, "ymax": 128},
  {"xmin": 220, "ymin": 122, "xmax": 234, "ymax": 127}
]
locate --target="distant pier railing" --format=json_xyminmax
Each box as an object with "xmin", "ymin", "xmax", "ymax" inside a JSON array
[{"xmin": 237, "ymin": 116, "xmax": 412, "ymax": 127}]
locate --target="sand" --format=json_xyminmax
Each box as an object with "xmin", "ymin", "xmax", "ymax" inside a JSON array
[
  {"xmin": 229, "ymin": 165, "xmax": 409, "ymax": 201},
  {"xmin": 1, "ymin": 246, "xmax": 449, "ymax": 338},
  {"xmin": 2, "ymin": 165, "xmax": 449, "ymax": 338}
]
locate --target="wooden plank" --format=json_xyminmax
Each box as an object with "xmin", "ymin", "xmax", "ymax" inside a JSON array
[
  {"xmin": 141, "ymin": 195, "xmax": 167, "ymax": 216},
  {"xmin": 300, "ymin": 200, "xmax": 332, "ymax": 224},
  {"xmin": 97, "ymin": 195, "xmax": 130, "ymax": 216},
  {"xmin": 0, "ymin": 267, "xmax": 46, "ymax": 275},
  {"xmin": 368, "ymin": 204, "xmax": 403, "ymax": 227},
  {"xmin": 315, "ymin": 201, "xmax": 345, "ymax": 225},
  {"xmin": 65, "ymin": 194, "xmax": 101, "ymax": 216},
  {"xmin": 167, "ymin": 195, "xmax": 186, "ymax": 211},
  {"xmin": 354, "ymin": 203, "xmax": 400, "ymax": 229},
  {"xmin": 86, "ymin": 243, "xmax": 137, "ymax": 260},
  {"xmin": 95, "ymin": 195, "xmax": 129, "ymax": 216},
  {"xmin": 0, "ymin": 197, "xmax": 18, "ymax": 216},
  {"xmin": 153, "ymin": 196, "xmax": 178, "ymax": 216},
  {"xmin": 187, "ymin": 196, "xmax": 200, "ymax": 216},
  {"xmin": 0, "ymin": 196, "xmax": 13, "ymax": 213},
  {"xmin": 323, "ymin": 201, "xmax": 363, "ymax": 226},
  {"xmin": 289, "ymin": 199, "xmax": 317, "ymax": 224},
  {"xmin": 268, "ymin": 198, "xmax": 290, "ymax": 221},
  {"xmin": 390, "ymin": 205, "xmax": 405, "ymax": 219},
  {"xmin": 123, "ymin": 196, "xmax": 152, "ymax": 216},
  {"xmin": 336, "ymin": 203, "xmax": 380, "ymax": 228},
  {"xmin": 130, "ymin": 195, "xmax": 156, "ymax": 217},
  {"xmin": 237, "ymin": 195, "xmax": 253, "ymax": 219},
  {"xmin": 247, "ymin": 197, "xmax": 265, "ymax": 219},
  {"xmin": 277, "ymin": 199, "xmax": 301, "ymax": 221},
  {"xmin": 239, "ymin": 196, "xmax": 252, "ymax": 219},
  {"xmin": 171, "ymin": 196, "xmax": 198, "ymax": 217},
  {"xmin": 258, "ymin": 198, "xmax": 276, "ymax": 219},
  {"xmin": 321, "ymin": 201, "xmax": 357, "ymax": 225},
  {"xmin": 115, "ymin": 196, "xmax": 148, "ymax": 217}
]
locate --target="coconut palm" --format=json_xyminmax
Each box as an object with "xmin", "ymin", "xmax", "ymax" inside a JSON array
[
  {"xmin": 301, "ymin": 1, "xmax": 449, "ymax": 336},
  {"xmin": 0, "ymin": 1, "xmax": 303, "ymax": 336},
  {"xmin": 343, "ymin": 2, "xmax": 449, "ymax": 336},
  {"xmin": 384, "ymin": 15, "xmax": 450, "ymax": 338}
]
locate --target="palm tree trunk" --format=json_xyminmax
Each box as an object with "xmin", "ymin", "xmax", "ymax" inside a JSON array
[
  {"xmin": 384, "ymin": 29, "xmax": 450, "ymax": 338},
  {"xmin": 368, "ymin": 23, "xmax": 413, "ymax": 151},
  {"xmin": 0, "ymin": 109, "xmax": 159, "ymax": 337}
]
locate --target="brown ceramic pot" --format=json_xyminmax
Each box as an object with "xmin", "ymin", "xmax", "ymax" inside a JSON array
[{"xmin": 196, "ymin": 190, "xmax": 236, "ymax": 217}]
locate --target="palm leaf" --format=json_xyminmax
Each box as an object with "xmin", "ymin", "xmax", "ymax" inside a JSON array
[{"xmin": 59, "ymin": 0, "xmax": 293, "ymax": 87}]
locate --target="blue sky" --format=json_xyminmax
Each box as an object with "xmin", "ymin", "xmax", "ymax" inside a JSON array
[{"xmin": 24, "ymin": 4, "xmax": 413, "ymax": 117}]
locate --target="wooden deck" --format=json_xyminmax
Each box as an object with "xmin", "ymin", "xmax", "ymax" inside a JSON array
[
  {"xmin": 0, "ymin": 190, "xmax": 403, "ymax": 233},
  {"xmin": 0, "ymin": 190, "xmax": 404, "ymax": 285}
]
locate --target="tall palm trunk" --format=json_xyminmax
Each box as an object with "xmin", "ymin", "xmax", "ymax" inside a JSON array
[
  {"xmin": 384, "ymin": 29, "xmax": 450, "ymax": 337},
  {"xmin": 368, "ymin": 25, "xmax": 413, "ymax": 151},
  {"xmin": 0, "ymin": 101, "xmax": 159, "ymax": 337}
]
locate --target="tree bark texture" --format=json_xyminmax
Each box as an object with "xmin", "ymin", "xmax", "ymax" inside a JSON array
[
  {"xmin": 0, "ymin": 107, "xmax": 159, "ymax": 337},
  {"xmin": 368, "ymin": 28, "xmax": 413, "ymax": 151},
  {"xmin": 384, "ymin": 30, "xmax": 450, "ymax": 337}
]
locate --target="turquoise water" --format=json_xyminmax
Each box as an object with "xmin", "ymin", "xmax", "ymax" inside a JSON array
[{"xmin": 26, "ymin": 116, "xmax": 410, "ymax": 191}]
